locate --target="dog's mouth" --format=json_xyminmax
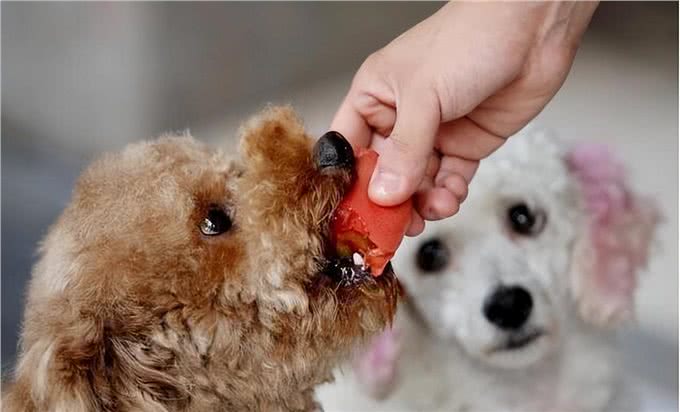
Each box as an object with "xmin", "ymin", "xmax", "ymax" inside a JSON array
[
  {"xmin": 324, "ymin": 255, "xmax": 396, "ymax": 287},
  {"xmin": 310, "ymin": 254, "xmax": 400, "ymax": 324},
  {"xmin": 490, "ymin": 328, "xmax": 545, "ymax": 353}
]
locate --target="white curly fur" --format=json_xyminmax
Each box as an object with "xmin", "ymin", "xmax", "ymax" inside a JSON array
[{"xmin": 317, "ymin": 126, "xmax": 658, "ymax": 412}]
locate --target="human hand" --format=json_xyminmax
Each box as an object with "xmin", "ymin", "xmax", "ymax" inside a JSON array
[{"xmin": 331, "ymin": 1, "xmax": 598, "ymax": 235}]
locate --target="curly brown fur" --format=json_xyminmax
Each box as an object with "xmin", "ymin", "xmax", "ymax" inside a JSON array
[{"xmin": 3, "ymin": 107, "xmax": 400, "ymax": 412}]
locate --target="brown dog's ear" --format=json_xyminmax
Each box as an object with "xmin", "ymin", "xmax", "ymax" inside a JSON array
[
  {"xmin": 6, "ymin": 305, "xmax": 187, "ymax": 410},
  {"xmin": 4, "ymin": 316, "xmax": 103, "ymax": 411},
  {"xmin": 566, "ymin": 143, "xmax": 660, "ymax": 327},
  {"xmin": 351, "ymin": 327, "xmax": 401, "ymax": 400}
]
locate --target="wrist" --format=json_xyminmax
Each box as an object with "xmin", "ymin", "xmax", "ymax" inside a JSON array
[{"xmin": 536, "ymin": 2, "xmax": 599, "ymax": 50}]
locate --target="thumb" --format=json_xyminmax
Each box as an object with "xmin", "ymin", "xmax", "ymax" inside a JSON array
[{"xmin": 369, "ymin": 90, "xmax": 439, "ymax": 206}]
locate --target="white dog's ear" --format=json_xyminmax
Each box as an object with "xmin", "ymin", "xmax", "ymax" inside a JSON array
[
  {"xmin": 352, "ymin": 327, "xmax": 401, "ymax": 400},
  {"xmin": 566, "ymin": 143, "xmax": 660, "ymax": 327}
]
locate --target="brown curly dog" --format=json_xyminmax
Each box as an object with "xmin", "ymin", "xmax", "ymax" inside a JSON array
[{"xmin": 3, "ymin": 107, "xmax": 399, "ymax": 411}]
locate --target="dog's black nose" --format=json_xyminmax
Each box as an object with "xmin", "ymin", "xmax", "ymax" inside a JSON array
[
  {"xmin": 314, "ymin": 131, "xmax": 354, "ymax": 171},
  {"xmin": 483, "ymin": 285, "xmax": 533, "ymax": 330}
]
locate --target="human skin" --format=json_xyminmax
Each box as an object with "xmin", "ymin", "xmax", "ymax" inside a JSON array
[{"xmin": 331, "ymin": 1, "xmax": 599, "ymax": 235}]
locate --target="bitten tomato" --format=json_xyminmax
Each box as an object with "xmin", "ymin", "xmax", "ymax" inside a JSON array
[{"xmin": 330, "ymin": 148, "xmax": 412, "ymax": 276}]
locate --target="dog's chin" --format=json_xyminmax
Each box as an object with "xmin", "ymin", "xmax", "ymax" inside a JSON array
[
  {"xmin": 479, "ymin": 329, "xmax": 552, "ymax": 370},
  {"xmin": 313, "ymin": 256, "xmax": 400, "ymax": 313}
]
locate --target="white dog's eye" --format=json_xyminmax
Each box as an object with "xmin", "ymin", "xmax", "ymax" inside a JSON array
[
  {"xmin": 508, "ymin": 203, "xmax": 545, "ymax": 236},
  {"xmin": 416, "ymin": 239, "xmax": 450, "ymax": 273},
  {"xmin": 200, "ymin": 207, "xmax": 232, "ymax": 236}
]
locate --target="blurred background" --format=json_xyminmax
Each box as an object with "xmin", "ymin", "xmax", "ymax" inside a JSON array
[{"xmin": 2, "ymin": 2, "xmax": 677, "ymax": 409}]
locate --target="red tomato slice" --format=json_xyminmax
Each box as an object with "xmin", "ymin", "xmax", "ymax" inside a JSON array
[{"xmin": 330, "ymin": 148, "xmax": 412, "ymax": 276}]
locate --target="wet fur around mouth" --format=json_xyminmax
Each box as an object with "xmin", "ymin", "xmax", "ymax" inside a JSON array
[
  {"xmin": 313, "ymin": 261, "xmax": 401, "ymax": 326},
  {"xmin": 3, "ymin": 106, "xmax": 400, "ymax": 412}
]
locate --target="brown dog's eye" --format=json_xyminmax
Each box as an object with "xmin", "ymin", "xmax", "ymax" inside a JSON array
[{"xmin": 200, "ymin": 208, "xmax": 232, "ymax": 236}]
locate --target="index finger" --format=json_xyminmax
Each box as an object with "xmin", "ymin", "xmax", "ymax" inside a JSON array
[{"xmin": 330, "ymin": 94, "xmax": 372, "ymax": 150}]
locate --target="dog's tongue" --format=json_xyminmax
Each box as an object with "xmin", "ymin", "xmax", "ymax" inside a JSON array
[{"xmin": 330, "ymin": 148, "xmax": 412, "ymax": 277}]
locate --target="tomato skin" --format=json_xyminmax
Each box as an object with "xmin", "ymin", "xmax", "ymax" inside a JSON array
[{"xmin": 330, "ymin": 148, "xmax": 412, "ymax": 276}]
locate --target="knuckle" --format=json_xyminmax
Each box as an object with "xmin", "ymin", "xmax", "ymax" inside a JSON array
[{"xmin": 364, "ymin": 49, "xmax": 386, "ymax": 68}]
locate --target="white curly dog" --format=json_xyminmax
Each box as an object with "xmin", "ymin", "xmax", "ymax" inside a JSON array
[{"xmin": 317, "ymin": 127, "xmax": 659, "ymax": 412}]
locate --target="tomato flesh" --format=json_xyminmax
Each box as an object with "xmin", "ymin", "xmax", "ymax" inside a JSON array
[{"xmin": 330, "ymin": 148, "xmax": 412, "ymax": 277}]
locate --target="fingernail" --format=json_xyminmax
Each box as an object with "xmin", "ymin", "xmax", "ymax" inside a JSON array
[{"xmin": 369, "ymin": 170, "xmax": 406, "ymax": 203}]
